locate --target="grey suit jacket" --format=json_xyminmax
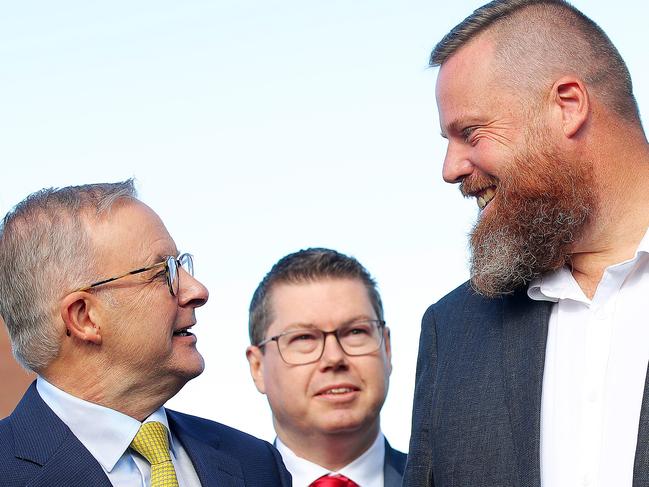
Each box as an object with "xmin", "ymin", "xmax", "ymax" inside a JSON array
[{"xmin": 403, "ymin": 282, "xmax": 649, "ymax": 487}]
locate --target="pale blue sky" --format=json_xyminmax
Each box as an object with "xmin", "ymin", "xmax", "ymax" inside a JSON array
[{"xmin": 1, "ymin": 1, "xmax": 647, "ymax": 450}]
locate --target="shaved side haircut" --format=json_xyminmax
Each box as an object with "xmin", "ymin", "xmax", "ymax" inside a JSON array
[{"xmin": 431, "ymin": 0, "xmax": 642, "ymax": 127}]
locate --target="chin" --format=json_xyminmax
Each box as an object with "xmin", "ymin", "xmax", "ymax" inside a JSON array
[
  {"xmin": 171, "ymin": 354, "xmax": 205, "ymax": 382},
  {"xmin": 319, "ymin": 414, "xmax": 367, "ymax": 435}
]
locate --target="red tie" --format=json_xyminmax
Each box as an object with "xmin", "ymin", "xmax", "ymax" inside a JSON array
[{"xmin": 309, "ymin": 474, "xmax": 359, "ymax": 487}]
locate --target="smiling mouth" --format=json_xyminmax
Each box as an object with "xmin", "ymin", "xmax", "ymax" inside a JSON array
[
  {"xmin": 316, "ymin": 386, "xmax": 359, "ymax": 396},
  {"xmin": 173, "ymin": 325, "xmax": 194, "ymax": 337},
  {"xmin": 476, "ymin": 186, "xmax": 496, "ymax": 210}
]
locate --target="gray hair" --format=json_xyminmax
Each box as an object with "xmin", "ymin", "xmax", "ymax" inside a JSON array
[
  {"xmin": 431, "ymin": 0, "xmax": 642, "ymax": 126},
  {"xmin": 0, "ymin": 180, "xmax": 137, "ymax": 371}
]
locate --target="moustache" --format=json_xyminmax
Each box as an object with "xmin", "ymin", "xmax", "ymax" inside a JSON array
[{"xmin": 460, "ymin": 173, "xmax": 499, "ymax": 198}]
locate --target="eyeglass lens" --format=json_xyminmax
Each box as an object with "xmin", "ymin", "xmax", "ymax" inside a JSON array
[
  {"xmin": 167, "ymin": 253, "xmax": 194, "ymax": 296},
  {"xmin": 277, "ymin": 320, "xmax": 383, "ymax": 365}
]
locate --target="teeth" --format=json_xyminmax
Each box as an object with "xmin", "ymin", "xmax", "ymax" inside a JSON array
[
  {"xmin": 477, "ymin": 187, "xmax": 496, "ymax": 210},
  {"xmin": 325, "ymin": 388, "xmax": 354, "ymax": 394}
]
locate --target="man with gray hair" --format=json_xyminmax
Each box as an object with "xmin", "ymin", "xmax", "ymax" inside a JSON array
[
  {"xmin": 0, "ymin": 180, "xmax": 290, "ymax": 486},
  {"xmin": 406, "ymin": 1, "xmax": 649, "ymax": 486}
]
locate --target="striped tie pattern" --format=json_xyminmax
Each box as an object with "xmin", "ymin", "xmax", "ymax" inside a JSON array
[{"xmin": 130, "ymin": 421, "xmax": 179, "ymax": 487}]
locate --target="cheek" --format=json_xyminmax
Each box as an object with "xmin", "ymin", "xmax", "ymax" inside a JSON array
[
  {"xmin": 368, "ymin": 360, "xmax": 391, "ymax": 397},
  {"xmin": 263, "ymin": 365, "xmax": 312, "ymax": 406}
]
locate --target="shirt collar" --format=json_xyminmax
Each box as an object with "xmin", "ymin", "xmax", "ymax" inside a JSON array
[
  {"xmin": 527, "ymin": 266, "xmax": 586, "ymax": 303},
  {"xmin": 36, "ymin": 376, "xmax": 175, "ymax": 472},
  {"xmin": 636, "ymin": 226, "xmax": 649, "ymax": 256},
  {"xmin": 528, "ymin": 226, "xmax": 649, "ymax": 303},
  {"xmin": 275, "ymin": 431, "xmax": 385, "ymax": 486},
  {"xmin": 338, "ymin": 431, "xmax": 384, "ymax": 486}
]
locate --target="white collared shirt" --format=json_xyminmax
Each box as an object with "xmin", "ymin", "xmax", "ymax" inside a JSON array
[
  {"xmin": 530, "ymin": 228, "xmax": 649, "ymax": 487},
  {"xmin": 276, "ymin": 431, "xmax": 385, "ymax": 487},
  {"xmin": 36, "ymin": 377, "xmax": 202, "ymax": 487}
]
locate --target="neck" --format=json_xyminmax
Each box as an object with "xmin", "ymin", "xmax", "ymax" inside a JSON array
[
  {"xmin": 44, "ymin": 355, "xmax": 181, "ymax": 421},
  {"xmin": 568, "ymin": 134, "xmax": 649, "ymax": 298},
  {"xmin": 277, "ymin": 422, "xmax": 380, "ymax": 471}
]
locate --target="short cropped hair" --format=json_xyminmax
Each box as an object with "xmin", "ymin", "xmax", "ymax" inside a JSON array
[
  {"xmin": 431, "ymin": 0, "xmax": 641, "ymax": 125},
  {"xmin": 249, "ymin": 248, "xmax": 384, "ymax": 346},
  {"xmin": 0, "ymin": 180, "xmax": 137, "ymax": 371}
]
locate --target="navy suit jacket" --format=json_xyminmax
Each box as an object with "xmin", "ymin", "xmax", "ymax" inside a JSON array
[
  {"xmin": 0, "ymin": 383, "xmax": 291, "ymax": 486},
  {"xmin": 275, "ymin": 436, "xmax": 405, "ymax": 486},
  {"xmin": 384, "ymin": 439, "xmax": 407, "ymax": 487},
  {"xmin": 403, "ymin": 282, "xmax": 649, "ymax": 487}
]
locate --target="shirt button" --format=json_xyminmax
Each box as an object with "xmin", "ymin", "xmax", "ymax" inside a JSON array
[{"xmin": 588, "ymin": 390, "xmax": 599, "ymax": 403}]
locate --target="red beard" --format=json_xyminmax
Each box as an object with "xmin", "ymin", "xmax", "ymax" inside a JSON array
[{"xmin": 463, "ymin": 140, "xmax": 595, "ymax": 297}]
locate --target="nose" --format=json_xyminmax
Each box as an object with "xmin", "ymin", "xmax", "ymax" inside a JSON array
[
  {"xmin": 442, "ymin": 141, "xmax": 474, "ymax": 184},
  {"xmin": 177, "ymin": 268, "xmax": 209, "ymax": 308},
  {"xmin": 318, "ymin": 332, "xmax": 347, "ymax": 369}
]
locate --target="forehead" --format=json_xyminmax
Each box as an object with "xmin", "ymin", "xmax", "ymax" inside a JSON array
[
  {"xmin": 85, "ymin": 200, "xmax": 177, "ymax": 270},
  {"xmin": 268, "ymin": 278, "xmax": 375, "ymax": 331},
  {"xmin": 435, "ymin": 36, "xmax": 501, "ymax": 131}
]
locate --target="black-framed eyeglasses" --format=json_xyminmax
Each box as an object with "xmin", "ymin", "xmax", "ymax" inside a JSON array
[
  {"xmin": 74, "ymin": 253, "xmax": 194, "ymax": 297},
  {"xmin": 257, "ymin": 319, "xmax": 386, "ymax": 365}
]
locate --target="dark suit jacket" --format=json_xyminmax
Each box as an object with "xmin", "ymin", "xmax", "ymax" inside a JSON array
[
  {"xmin": 384, "ymin": 439, "xmax": 407, "ymax": 487},
  {"xmin": 0, "ymin": 382, "xmax": 291, "ymax": 486},
  {"xmin": 275, "ymin": 435, "xmax": 405, "ymax": 486},
  {"xmin": 403, "ymin": 282, "xmax": 649, "ymax": 487}
]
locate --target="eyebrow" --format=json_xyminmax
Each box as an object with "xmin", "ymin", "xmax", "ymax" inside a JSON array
[
  {"xmin": 283, "ymin": 315, "xmax": 376, "ymax": 331},
  {"xmin": 440, "ymin": 119, "xmax": 465, "ymax": 139},
  {"xmin": 151, "ymin": 249, "xmax": 179, "ymax": 264},
  {"xmin": 441, "ymin": 115, "xmax": 483, "ymax": 139}
]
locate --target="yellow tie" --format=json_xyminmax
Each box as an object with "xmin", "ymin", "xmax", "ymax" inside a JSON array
[{"xmin": 130, "ymin": 421, "xmax": 180, "ymax": 487}]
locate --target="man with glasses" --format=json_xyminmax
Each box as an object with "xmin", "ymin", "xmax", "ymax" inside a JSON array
[
  {"xmin": 246, "ymin": 248, "xmax": 406, "ymax": 486},
  {"xmin": 0, "ymin": 180, "xmax": 290, "ymax": 486}
]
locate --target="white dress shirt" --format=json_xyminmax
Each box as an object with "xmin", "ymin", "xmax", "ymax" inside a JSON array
[
  {"xmin": 529, "ymin": 228, "xmax": 649, "ymax": 487},
  {"xmin": 36, "ymin": 377, "xmax": 202, "ymax": 487},
  {"xmin": 276, "ymin": 431, "xmax": 385, "ymax": 487}
]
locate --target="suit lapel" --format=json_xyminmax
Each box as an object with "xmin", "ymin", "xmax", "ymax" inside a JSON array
[
  {"xmin": 383, "ymin": 440, "xmax": 406, "ymax": 487},
  {"xmin": 502, "ymin": 291, "xmax": 552, "ymax": 487},
  {"xmin": 24, "ymin": 436, "xmax": 113, "ymax": 487},
  {"xmin": 11, "ymin": 383, "xmax": 112, "ymax": 487},
  {"xmin": 633, "ymin": 363, "xmax": 649, "ymax": 487},
  {"xmin": 168, "ymin": 412, "xmax": 245, "ymax": 487}
]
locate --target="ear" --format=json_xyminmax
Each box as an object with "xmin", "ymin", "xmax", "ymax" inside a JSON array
[
  {"xmin": 383, "ymin": 326, "xmax": 393, "ymax": 377},
  {"xmin": 551, "ymin": 76, "xmax": 589, "ymax": 138},
  {"xmin": 246, "ymin": 346, "xmax": 267, "ymax": 394},
  {"xmin": 60, "ymin": 292, "xmax": 103, "ymax": 345}
]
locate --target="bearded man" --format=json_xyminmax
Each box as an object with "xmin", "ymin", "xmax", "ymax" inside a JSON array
[{"xmin": 405, "ymin": 1, "xmax": 649, "ymax": 486}]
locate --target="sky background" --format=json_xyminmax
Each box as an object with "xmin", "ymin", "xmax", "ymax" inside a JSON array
[{"xmin": 1, "ymin": 1, "xmax": 647, "ymax": 452}]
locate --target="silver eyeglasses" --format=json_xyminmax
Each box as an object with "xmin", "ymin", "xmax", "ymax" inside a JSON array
[
  {"xmin": 258, "ymin": 319, "xmax": 386, "ymax": 365},
  {"xmin": 75, "ymin": 253, "xmax": 194, "ymax": 297}
]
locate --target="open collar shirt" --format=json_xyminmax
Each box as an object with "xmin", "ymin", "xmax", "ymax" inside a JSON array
[
  {"xmin": 529, "ymin": 227, "xmax": 649, "ymax": 487},
  {"xmin": 276, "ymin": 430, "xmax": 385, "ymax": 487},
  {"xmin": 36, "ymin": 377, "xmax": 202, "ymax": 486}
]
